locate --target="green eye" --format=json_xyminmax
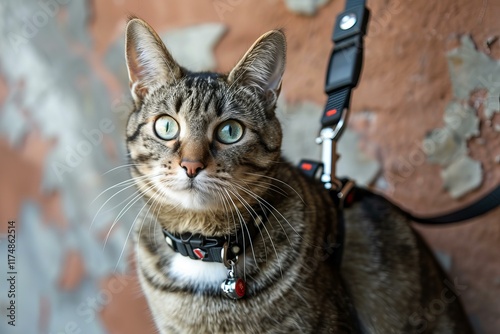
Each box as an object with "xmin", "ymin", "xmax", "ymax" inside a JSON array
[
  {"xmin": 216, "ymin": 120, "xmax": 244, "ymax": 144},
  {"xmin": 154, "ymin": 115, "xmax": 179, "ymax": 140}
]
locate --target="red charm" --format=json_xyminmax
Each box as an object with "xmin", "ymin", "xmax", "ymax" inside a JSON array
[
  {"xmin": 235, "ymin": 278, "xmax": 246, "ymax": 298},
  {"xmin": 221, "ymin": 273, "xmax": 246, "ymax": 299}
]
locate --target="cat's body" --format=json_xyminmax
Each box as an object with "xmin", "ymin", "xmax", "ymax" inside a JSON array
[
  {"xmin": 135, "ymin": 161, "xmax": 359, "ymax": 333},
  {"xmin": 124, "ymin": 18, "xmax": 473, "ymax": 333}
]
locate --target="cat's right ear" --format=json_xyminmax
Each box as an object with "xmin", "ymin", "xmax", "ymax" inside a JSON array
[
  {"xmin": 228, "ymin": 30, "xmax": 286, "ymax": 109},
  {"xmin": 125, "ymin": 18, "xmax": 183, "ymax": 104}
]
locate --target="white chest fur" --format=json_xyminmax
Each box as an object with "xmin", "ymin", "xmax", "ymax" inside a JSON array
[{"xmin": 168, "ymin": 253, "xmax": 228, "ymax": 290}]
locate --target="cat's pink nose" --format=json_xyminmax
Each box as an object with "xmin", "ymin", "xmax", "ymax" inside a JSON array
[{"xmin": 180, "ymin": 160, "xmax": 205, "ymax": 178}]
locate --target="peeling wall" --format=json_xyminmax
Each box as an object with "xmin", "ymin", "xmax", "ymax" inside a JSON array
[
  {"xmin": 0, "ymin": 0, "xmax": 499, "ymax": 333},
  {"xmin": 0, "ymin": 1, "xmax": 154, "ymax": 332}
]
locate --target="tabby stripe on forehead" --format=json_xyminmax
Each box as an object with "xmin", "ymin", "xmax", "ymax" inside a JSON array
[
  {"xmin": 203, "ymin": 91, "xmax": 214, "ymax": 113},
  {"xmin": 174, "ymin": 95, "xmax": 183, "ymax": 113},
  {"xmin": 185, "ymin": 77, "xmax": 194, "ymax": 89},
  {"xmin": 215, "ymin": 98, "xmax": 225, "ymax": 117},
  {"xmin": 191, "ymin": 91, "xmax": 202, "ymax": 113},
  {"xmin": 126, "ymin": 122, "xmax": 148, "ymax": 142}
]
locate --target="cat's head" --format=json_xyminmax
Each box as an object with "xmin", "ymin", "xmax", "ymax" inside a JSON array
[{"xmin": 124, "ymin": 18, "xmax": 286, "ymax": 214}]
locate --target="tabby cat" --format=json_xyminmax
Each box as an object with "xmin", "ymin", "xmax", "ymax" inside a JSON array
[{"xmin": 124, "ymin": 17, "xmax": 473, "ymax": 333}]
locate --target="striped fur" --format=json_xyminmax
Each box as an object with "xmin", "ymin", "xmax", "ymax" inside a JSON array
[{"xmin": 124, "ymin": 18, "xmax": 473, "ymax": 333}]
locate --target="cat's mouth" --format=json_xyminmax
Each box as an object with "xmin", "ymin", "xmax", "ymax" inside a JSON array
[
  {"xmin": 178, "ymin": 177, "xmax": 203, "ymax": 192},
  {"xmin": 153, "ymin": 175, "xmax": 221, "ymax": 211},
  {"xmin": 186, "ymin": 179, "xmax": 197, "ymax": 190},
  {"xmin": 168, "ymin": 182, "xmax": 199, "ymax": 194}
]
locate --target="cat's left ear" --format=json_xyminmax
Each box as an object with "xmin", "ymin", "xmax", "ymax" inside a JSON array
[
  {"xmin": 228, "ymin": 30, "xmax": 286, "ymax": 108},
  {"xmin": 125, "ymin": 17, "xmax": 183, "ymax": 104}
]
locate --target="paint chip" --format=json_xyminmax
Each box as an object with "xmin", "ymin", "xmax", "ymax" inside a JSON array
[
  {"xmin": 284, "ymin": 0, "xmax": 330, "ymax": 16},
  {"xmin": 423, "ymin": 127, "xmax": 467, "ymax": 166},
  {"xmin": 443, "ymin": 101, "xmax": 479, "ymax": 140},
  {"xmin": 422, "ymin": 36, "xmax": 494, "ymax": 198},
  {"xmin": 278, "ymin": 99, "xmax": 322, "ymax": 163},
  {"xmin": 447, "ymin": 35, "xmax": 500, "ymax": 119},
  {"xmin": 337, "ymin": 128, "xmax": 381, "ymax": 186},
  {"xmin": 441, "ymin": 155, "xmax": 482, "ymax": 199},
  {"xmin": 161, "ymin": 24, "xmax": 226, "ymax": 72}
]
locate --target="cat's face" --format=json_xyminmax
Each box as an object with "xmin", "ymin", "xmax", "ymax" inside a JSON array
[{"xmin": 124, "ymin": 18, "xmax": 286, "ymax": 212}]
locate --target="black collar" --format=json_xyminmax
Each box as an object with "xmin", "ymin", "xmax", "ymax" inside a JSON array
[{"xmin": 162, "ymin": 206, "xmax": 269, "ymax": 266}]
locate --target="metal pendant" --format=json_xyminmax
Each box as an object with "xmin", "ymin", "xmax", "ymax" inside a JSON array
[{"xmin": 220, "ymin": 264, "xmax": 245, "ymax": 300}]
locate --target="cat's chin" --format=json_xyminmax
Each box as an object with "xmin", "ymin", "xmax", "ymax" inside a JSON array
[{"xmin": 160, "ymin": 187, "xmax": 219, "ymax": 212}]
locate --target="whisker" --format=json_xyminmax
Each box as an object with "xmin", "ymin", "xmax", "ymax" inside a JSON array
[
  {"xmin": 148, "ymin": 190, "xmax": 163, "ymax": 250},
  {"xmin": 216, "ymin": 186, "xmax": 240, "ymax": 242},
  {"xmin": 104, "ymin": 182, "xmax": 157, "ymax": 250},
  {"xmin": 228, "ymin": 186, "xmax": 273, "ymax": 272},
  {"xmin": 151, "ymin": 185, "xmax": 181, "ymax": 250},
  {"xmin": 90, "ymin": 173, "xmax": 152, "ymax": 206},
  {"xmin": 242, "ymin": 179, "xmax": 289, "ymax": 198},
  {"xmin": 101, "ymin": 163, "xmax": 147, "ymax": 176},
  {"xmin": 115, "ymin": 181, "xmax": 158, "ymax": 224},
  {"xmin": 113, "ymin": 183, "xmax": 158, "ymax": 271},
  {"xmin": 90, "ymin": 183, "xmax": 141, "ymax": 231},
  {"xmin": 243, "ymin": 172, "xmax": 305, "ymax": 204},
  {"xmin": 232, "ymin": 182, "xmax": 302, "ymax": 245},
  {"xmin": 89, "ymin": 174, "xmax": 160, "ymax": 231},
  {"xmin": 213, "ymin": 187, "xmax": 232, "ymax": 234},
  {"xmin": 224, "ymin": 189, "xmax": 249, "ymax": 280}
]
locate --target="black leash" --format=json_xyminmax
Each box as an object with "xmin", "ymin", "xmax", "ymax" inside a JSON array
[
  {"xmin": 298, "ymin": 0, "xmax": 369, "ymax": 273},
  {"xmin": 404, "ymin": 186, "xmax": 500, "ymax": 224},
  {"xmin": 300, "ymin": 0, "xmax": 499, "ymax": 227},
  {"xmin": 300, "ymin": 160, "xmax": 500, "ymax": 226}
]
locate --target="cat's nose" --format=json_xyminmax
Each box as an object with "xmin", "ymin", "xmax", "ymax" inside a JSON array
[{"xmin": 180, "ymin": 160, "xmax": 205, "ymax": 178}]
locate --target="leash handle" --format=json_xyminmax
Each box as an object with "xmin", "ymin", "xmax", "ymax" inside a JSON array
[
  {"xmin": 318, "ymin": 0, "xmax": 369, "ymax": 190},
  {"xmin": 321, "ymin": 0, "xmax": 369, "ymax": 129}
]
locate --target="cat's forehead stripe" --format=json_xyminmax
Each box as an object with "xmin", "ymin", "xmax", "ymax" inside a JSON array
[{"xmin": 179, "ymin": 78, "xmax": 224, "ymax": 118}]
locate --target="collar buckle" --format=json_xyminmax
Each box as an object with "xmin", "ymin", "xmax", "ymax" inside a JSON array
[
  {"xmin": 162, "ymin": 230, "xmax": 226, "ymax": 262},
  {"xmin": 162, "ymin": 206, "xmax": 268, "ymax": 264}
]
